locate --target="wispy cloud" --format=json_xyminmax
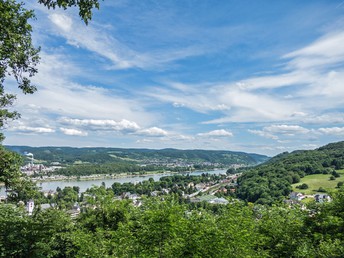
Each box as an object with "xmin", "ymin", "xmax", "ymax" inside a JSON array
[
  {"xmin": 59, "ymin": 118, "xmax": 140, "ymax": 132},
  {"xmin": 136, "ymin": 127, "xmax": 169, "ymax": 137},
  {"xmin": 318, "ymin": 127, "xmax": 344, "ymax": 136},
  {"xmin": 197, "ymin": 129, "xmax": 233, "ymax": 137},
  {"xmin": 8, "ymin": 125, "xmax": 55, "ymax": 134},
  {"xmin": 60, "ymin": 128, "xmax": 88, "ymax": 136},
  {"xmin": 147, "ymin": 28, "xmax": 344, "ymax": 126}
]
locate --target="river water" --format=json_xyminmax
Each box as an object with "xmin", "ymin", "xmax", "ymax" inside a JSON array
[{"xmin": 0, "ymin": 169, "xmax": 227, "ymax": 195}]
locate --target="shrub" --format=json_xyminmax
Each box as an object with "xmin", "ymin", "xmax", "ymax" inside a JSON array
[{"xmin": 296, "ymin": 183, "xmax": 309, "ymax": 189}]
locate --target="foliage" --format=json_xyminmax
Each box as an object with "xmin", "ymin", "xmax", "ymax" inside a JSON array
[
  {"xmin": 237, "ymin": 141, "xmax": 344, "ymax": 204},
  {"xmin": 297, "ymin": 183, "xmax": 309, "ymax": 189},
  {"xmin": 6, "ymin": 145, "xmax": 269, "ymax": 166},
  {"xmin": 110, "ymin": 173, "xmax": 225, "ymax": 196},
  {"xmin": 292, "ymin": 171, "xmax": 344, "ymax": 194},
  {"xmin": 0, "ymin": 145, "xmax": 39, "ymax": 202},
  {"xmin": 2, "ymin": 190, "xmax": 344, "ymax": 257},
  {"xmin": 38, "ymin": 0, "xmax": 102, "ymax": 25},
  {"xmin": 0, "ymin": 0, "xmax": 40, "ymax": 141},
  {"xmin": 0, "ymin": 0, "xmax": 101, "ymax": 206}
]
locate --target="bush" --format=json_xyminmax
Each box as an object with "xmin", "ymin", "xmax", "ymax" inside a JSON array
[
  {"xmin": 332, "ymin": 171, "xmax": 341, "ymax": 178},
  {"xmin": 337, "ymin": 182, "xmax": 344, "ymax": 188},
  {"xmin": 330, "ymin": 176, "xmax": 336, "ymax": 181},
  {"xmin": 296, "ymin": 183, "xmax": 309, "ymax": 189},
  {"xmin": 318, "ymin": 187, "xmax": 327, "ymax": 192}
]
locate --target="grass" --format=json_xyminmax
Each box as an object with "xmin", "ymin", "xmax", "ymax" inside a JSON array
[{"xmin": 292, "ymin": 170, "xmax": 344, "ymax": 194}]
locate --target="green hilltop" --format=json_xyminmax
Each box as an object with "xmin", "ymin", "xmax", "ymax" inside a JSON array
[
  {"xmin": 237, "ymin": 141, "xmax": 344, "ymax": 204},
  {"xmin": 5, "ymin": 145, "xmax": 269, "ymax": 166}
]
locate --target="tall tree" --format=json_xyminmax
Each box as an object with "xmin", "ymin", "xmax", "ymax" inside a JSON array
[
  {"xmin": 0, "ymin": 0, "xmax": 102, "ymax": 141},
  {"xmin": 0, "ymin": 0, "xmax": 101, "ymax": 199},
  {"xmin": 0, "ymin": 0, "xmax": 39, "ymax": 141}
]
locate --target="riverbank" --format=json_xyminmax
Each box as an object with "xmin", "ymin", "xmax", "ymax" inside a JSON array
[
  {"xmin": 1, "ymin": 169, "xmax": 228, "ymax": 195},
  {"xmin": 30, "ymin": 168, "xmax": 226, "ymax": 183}
]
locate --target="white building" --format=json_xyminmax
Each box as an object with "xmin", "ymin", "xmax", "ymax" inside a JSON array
[{"xmin": 27, "ymin": 199, "xmax": 34, "ymax": 215}]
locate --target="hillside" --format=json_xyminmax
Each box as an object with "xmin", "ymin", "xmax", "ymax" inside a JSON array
[
  {"xmin": 237, "ymin": 141, "xmax": 344, "ymax": 204},
  {"xmin": 5, "ymin": 146, "xmax": 269, "ymax": 167}
]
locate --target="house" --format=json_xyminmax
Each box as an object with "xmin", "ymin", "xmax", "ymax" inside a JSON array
[
  {"xmin": 208, "ymin": 197, "xmax": 229, "ymax": 205},
  {"xmin": 161, "ymin": 188, "xmax": 170, "ymax": 194},
  {"xmin": 0, "ymin": 196, "xmax": 6, "ymax": 203},
  {"xmin": 40, "ymin": 203, "xmax": 56, "ymax": 210},
  {"xmin": 150, "ymin": 191, "xmax": 160, "ymax": 197},
  {"xmin": 133, "ymin": 200, "xmax": 142, "ymax": 207},
  {"xmin": 66, "ymin": 203, "xmax": 81, "ymax": 219},
  {"xmin": 187, "ymin": 182, "xmax": 194, "ymax": 188},
  {"xmin": 42, "ymin": 190, "xmax": 56, "ymax": 198},
  {"xmin": 289, "ymin": 192, "xmax": 305, "ymax": 201},
  {"xmin": 195, "ymin": 183, "xmax": 206, "ymax": 190},
  {"xmin": 314, "ymin": 194, "xmax": 332, "ymax": 203},
  {"xmin": 218, "ymin": 187, "xmax": 227, "ymax": 194}
]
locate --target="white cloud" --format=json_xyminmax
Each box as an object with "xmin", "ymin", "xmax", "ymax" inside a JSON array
[
  {"xmin": 248, "ymin": 129, "xmax": 279, "ymax": 140},
  {"xmin": 318, "ymin": 127, "xmax": 344, "ymax": 136},
  {"xmin": 50, "ymin": 13, "xmax": 73, "ymax": 32},
  {"xmin": 146, "ymin": 28, "xmax": 344, "ymax": 125},
  {"xmin": 264, "ymin": 125, "xmax": 310, "ymax": 136},
  {"xmin": 284, "ymin": 31, "xmax": 344, "ymax": 69},
  {"xmin": 136, "ymin": 138, "xmax": 153, "ymax": 143},
  {"xmin": 60, "ymin": 128, "xmax": 88, "ymax": 136},
  {"xmin": 9, "ymin": 126, "xmax": 55, "ymax": 134},
  {"xmin": 137, "ymin": 127, "xmax": 169, "ymax": 137},
  {"xmin": 303, "ymin": 113, "xmax": 344, "ymax": 124},
  {"xmin": 248, "ymin": 124, "xmax": 310, "ymax": 140},
  {"xmin": 46, "ymin": 11, "xmax": 205, "ymax": 70},
  {"xmin": 13, "ymin": 52, "xmax": 157, "ymax": 129},
  {"xmin": 198, "ymin": 129, "xmax": 233, "ymax": 137},
  {"xmin": 60, "ymin": 118, "xmax": 140, "ymax": 132},
  {"xmin": 60, "ymin": 117, "xmax": 171, "ymax": 137}
]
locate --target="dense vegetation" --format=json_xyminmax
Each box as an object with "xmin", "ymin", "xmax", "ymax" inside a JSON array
[
  {"xmin": 2, "ymin": 141, "xmax": 344, "ymax": 257},
  {"xmin": 6, "ymin": 146, "xmax": 269, "ymax": 166},
  {"xmin": 111, "ymin": 173, "xmax": 227, "ymax": 196},
  {"xmin": 1, "ymin": 187, "xmax": 344, "ymax": 257},
  {"xmin": 237, "ymin": 141, "xmax": 344, "ymax": 204},
  {"xmin": 55, "ymin": 163, "xmax": 167, "ymax": 177}
]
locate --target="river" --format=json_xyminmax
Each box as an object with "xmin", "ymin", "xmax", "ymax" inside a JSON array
[{"xmin": 0, "ymin": 169, "xmax": 227, "ymax": 195}]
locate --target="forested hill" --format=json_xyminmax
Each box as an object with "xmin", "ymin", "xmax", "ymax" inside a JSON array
[
  {"xmin": 5, "ymin": 146, "xmax": 269, "ymax": 166},
  {"xmin": 237, "ymin": 141, "xmax": 344, "ymax": 204}
]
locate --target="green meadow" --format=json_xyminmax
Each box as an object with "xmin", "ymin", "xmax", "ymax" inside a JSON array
[{"xmin": 292, "ymin": 170, "xmax": 344, "ymax": 194}]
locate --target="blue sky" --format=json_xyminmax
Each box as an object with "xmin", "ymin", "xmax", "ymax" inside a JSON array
[{"xmin": 4, "ymin": 0, "xmax": 344, "ymax": 156}]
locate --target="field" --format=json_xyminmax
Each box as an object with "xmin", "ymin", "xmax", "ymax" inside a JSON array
[{"xmin": 292, "ymin": 170, "xmax": 344, "ymax": 194}]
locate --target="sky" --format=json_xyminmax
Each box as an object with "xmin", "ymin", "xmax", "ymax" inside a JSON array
[{"xmin": 4, "ymin": 0, "xmax": 344, "ymax": 156}]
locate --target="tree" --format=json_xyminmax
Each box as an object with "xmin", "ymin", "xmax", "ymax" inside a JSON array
[
  {"xmin": 0, "ymin": 0, "xmax": 102, "ymax": 141},
  {"xmin": 38, "ymin": 0, "xmax": 102, "ymax": 25},
  {"xmin": 0, "ymin": 0, "xmax": 39, "ymax": 141},
  {"xmin": 296, "ymin": 183, "xmax": 309, "ymax": 190},
  {"xmin": 0, "ymin": 0, "xmax": 101, "ymax": 201}
]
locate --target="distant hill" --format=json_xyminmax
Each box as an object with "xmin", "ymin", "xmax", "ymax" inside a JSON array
[
  {"xmin": 237, "ymin": 141, "xmax": 344, "ymax": 204},
  {"xmin": 5, "ymin": 146, "xmax": 269, "ymax": 166}
]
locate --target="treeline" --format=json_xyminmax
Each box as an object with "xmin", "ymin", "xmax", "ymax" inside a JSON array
[
  {"xmin": 53, "ymin": 163, "xmax": 162, "ymax": 176},
  {"xmin": 52, "ymin": 163, "xmax": 194, "ymax": 177},
  {"xmin": 111, "ymin": 173, "xmax": 225, "ymax": 196},
  {"xmin": 1, "ymin": 188, "xmax": 344, "ymax": 257},
  {"xmin": 237, "ymin": 141, "xmax": 344, "ymax": 204},
  {"xmin": 6, "ymin": 145, "xmax": 269, "ymax": 166}
]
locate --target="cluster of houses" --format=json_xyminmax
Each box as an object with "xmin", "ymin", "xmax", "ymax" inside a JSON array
[
  {"xmin": 140, "ymin": 158, "xmax": 227, "ymax": 169},
  {"xmin": 21, "ymin": 163, "xmax": 62, "ymax": 176},
  {"xmin": 289, "ymin": 192, "xmax": 332, "ymax": 203}
]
